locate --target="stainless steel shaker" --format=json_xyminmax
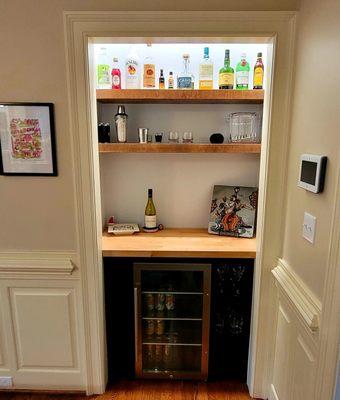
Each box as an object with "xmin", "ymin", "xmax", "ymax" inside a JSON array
[{"xmin": 114, "ymin": 105, "xmax": 128, "ymax": 143}]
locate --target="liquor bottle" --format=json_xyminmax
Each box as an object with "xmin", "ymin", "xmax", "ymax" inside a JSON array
[
  {"xmin": 236, "ymin": 53, "xmax": 250, "ymax": 90},
  {"xmin": 199, "ymin": 47, "xmax": 214, "ymax": 90},
  {"xmin": 144, "ymin": 188, "xmax": 157, "ymax": 229},
  {"xmin": 168, "ymin": 72, "xmax": 174, "ymax": 89},
  {"xmin": 219, "ymin": 50, "xmax": 234, "ymax": 89},
  {"xmin": 177, "ymin": 54, "xmax": 193, "ymax": 90},
  {"xmin": 111, "ymin": 57, "xmax": 121, "ymax": 89},
  {"xmin": 96, "ymin": 47, "xmax": 111, "ymax": 89},
  {"xmin": 253, "ymin": 52, "xmax": 264, "ymax": 89},
  {"xmin": 143, "ymin": 44, "xmax": 155, "ymax": 88},
  {"xmin": 125, "ymin": 47, "xmax": 141, "ymax": 89},
  {"xmin": 159, "ymin": 69, "xmax": 165, "ymax": 89}
]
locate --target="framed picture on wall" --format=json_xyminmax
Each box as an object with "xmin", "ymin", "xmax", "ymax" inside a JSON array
[
  {"xmin": 0, "ymin": 103, "xmax": 57, "ymax": 176},
  {"xmin": 208, "ymin": 185, "xmax": 258, "ymax": 238}
]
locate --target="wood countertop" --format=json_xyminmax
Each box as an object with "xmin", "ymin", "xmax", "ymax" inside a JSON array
[{"xmin": 102, "ymin": 228, "xmax": 256, "ymax": 259}]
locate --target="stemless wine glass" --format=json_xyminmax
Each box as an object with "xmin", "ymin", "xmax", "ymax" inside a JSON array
[
  {"xmin": 168, "ymin": 131, "xmax": 179, "ymax": 143},
  {"xmin": 182, "ymin": 131, "xmax": 193, "ymax": 143}
]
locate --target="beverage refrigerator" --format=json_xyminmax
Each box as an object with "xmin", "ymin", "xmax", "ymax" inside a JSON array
[{"xmin": 133, "ymin": 263, "xmax": 211, "ymax": 380}]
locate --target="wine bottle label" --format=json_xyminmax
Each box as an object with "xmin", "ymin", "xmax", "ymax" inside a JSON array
[
  {"xmin": 143, "ymin": 64, "xmax": 155, "ymax": 87},
  {"xmin": 219, "ymin": 72, "xmax": 234, "ymax": 86},
  {"xmin": 145, "ymin": 215, "xmax": 157, "ymax": 228},
  {"xmin": 97, "ymin": 65, "xmax": 110, "ymax": 84},
  {"xmin": 254, "ymin": 67, "xmax": 264, "ymax": 86},
  {"xmin": 236, "ymin": 71, "xmax": 249, "ymax": 85},
  {"xmin": 177, "ymin": 76, "xmax": 192, "ymax": 89}
]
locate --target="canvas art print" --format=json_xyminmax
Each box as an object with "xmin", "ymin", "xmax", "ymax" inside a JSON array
[{"xmin": 208, "ymin": 185, "xmax": 258, "ymax": 238}]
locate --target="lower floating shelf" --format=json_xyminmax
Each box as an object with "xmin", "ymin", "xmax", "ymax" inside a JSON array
[
  {"xmin": 98, "ymin": 143, "xmax": 261, "ymax": 154},
  {"xmin": 102, "ymin": 228, "xmax": 256, "ymax": 258}
]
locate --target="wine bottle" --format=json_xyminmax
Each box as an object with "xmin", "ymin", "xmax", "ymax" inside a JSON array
[{"xmin": 144, "ymin": 189, "xmax": 157, "ymax": 228}]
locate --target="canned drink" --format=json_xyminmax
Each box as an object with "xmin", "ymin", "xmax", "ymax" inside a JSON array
[
  {"xmin": 155, "ymin": 319, "xmax": 165, "ymax": 336},
  {"xmin": 165, "ymin": 293, "xmax": 175, "ymax": 311},
  {"xmin": 145, "ymin": 319, "xmax": 155, "ymax": 337},
  {"xmin": 155, "ymin": 293, "xmax": 165, "ymax": 312},
  {"xmin": 145, "ymin": 293, "xmax": 154, "ymax": 315}
]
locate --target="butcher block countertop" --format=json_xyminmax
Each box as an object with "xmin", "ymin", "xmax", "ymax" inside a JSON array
[{"xmin": 102, "ymin": 228, "xmax": 256, "ymax": 259}]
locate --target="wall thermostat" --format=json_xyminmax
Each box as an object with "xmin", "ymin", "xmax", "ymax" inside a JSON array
[{"xmin": 298, "ymin": 154, "xmax": 327, "ymax": 193}]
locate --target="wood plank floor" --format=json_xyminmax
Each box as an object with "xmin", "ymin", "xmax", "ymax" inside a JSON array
[{"xmin": 0, "ymin": 380, "xmax": 254, "ymax": 400}]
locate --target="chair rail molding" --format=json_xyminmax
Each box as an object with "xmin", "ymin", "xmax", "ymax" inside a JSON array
[
  {"xmin": 272, "ymin": 258, "xmax": 322, "ymax": 333},
  {"xmin": 64, "ymin": 10, "xmax": 297, "ymax": 396},
  {"xmin": 0, "ymin": 252, "xmax": 77, "ymax": 278}
]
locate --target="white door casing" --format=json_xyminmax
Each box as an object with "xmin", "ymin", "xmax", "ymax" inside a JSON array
[{"xmin": 63, "ymin": 11, "xmax": 297, "ymax": 396}]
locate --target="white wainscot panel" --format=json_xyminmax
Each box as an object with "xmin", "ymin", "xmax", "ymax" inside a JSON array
[
  {"xmin": 271, "ymin": 303, "xmax": 292, "ymax": 400},
  {"xmin": 9, "ymin": 287, "xmax": 77, "ymax": 369}
]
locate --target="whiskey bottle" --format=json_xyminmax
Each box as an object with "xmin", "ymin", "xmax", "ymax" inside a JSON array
[{"xmin": 219, "ymin": 50, "xmax": 234, "ymax": 89}]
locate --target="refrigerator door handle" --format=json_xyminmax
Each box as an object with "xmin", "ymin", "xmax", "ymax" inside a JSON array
[{"xmin": 134, "ymin": 287, "xmax": 139, "ymax": 367}]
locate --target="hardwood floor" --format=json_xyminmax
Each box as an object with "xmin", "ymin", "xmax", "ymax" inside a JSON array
[{"xmin": 0, "ymin": 380, "xmax": 253, "ymax": 400}]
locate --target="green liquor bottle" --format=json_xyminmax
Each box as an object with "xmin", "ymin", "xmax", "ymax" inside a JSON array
[
  {"xmin": 219, "ymin": 50, "xmax": 234, "ymax": 89},
  {"xmin": 236, "ymin": 53, "xmax": 250, "ymax": 90}
]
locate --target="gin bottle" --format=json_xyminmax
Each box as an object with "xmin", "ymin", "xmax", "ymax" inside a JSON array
[
  {"xmin": 177, "ymin": 54, "xmax": 193, "ymax": 90},
  {"xmin": 236, "ymin": 53, "xmax": 250, "ymax": 90}
]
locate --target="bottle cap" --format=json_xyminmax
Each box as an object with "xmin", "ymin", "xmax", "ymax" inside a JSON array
[
  {"xmin": 169, "ymin": 71, "xmax": 173, "ymax": 75},
  {"xmin": 241, "ymin": 53, "xmax": 246, "ymax": 59},
  {"xmin": 204, "ymin": 47, "xmax": 209, "ymax": 56},
  {"xmin": 183, "ymin": 53, "xmax": 190, "ymax": 60},
  {"xmin": 116, "ymin": 105, "xmax": 126, "ymax": 115},
  {"xmin": 148, "ymin": 188, "xmax": 153, "ymax": 197},
  {"xmin": 257, "ymin": 52, "xmax": 262, "ymax": 57},
  {"xmin": 113, "ymin": 57, "xmax": 118, "ymax": 62}
]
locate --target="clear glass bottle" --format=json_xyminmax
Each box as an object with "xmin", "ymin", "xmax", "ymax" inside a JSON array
[
  {"xmin": 96, "ymin": 47, "xmax": 111, "ymax": 89},
  {"xmin": 219, "ymin": 49, "xmax": 234, "ymax": 90},
  {"xmin": 144, "ymin": 189, "xmax": 157, "ymax": 229},
  {"xmin": 168, "ymin": 71, "xmax": 174, "ymax": 89},
  {"xmin": 253, "ymin": 52, "xmax": 264, "ymax": 89},
  {"xmin": 199, "ymin": 47, "xmax": 214, "ymax": 90},
  {"xmin": 236, "ymin": 53, "xmax": 250, "ymax": 90},
  {"xmin": 143, "ymin": 44, "xmax": 155, "ymax": 88},
  {"xmin": 111, "ymin": 57, "xmax": 121, "ymax": 89},
  {"xmin": 177, "ymin": 54, "xmax": 193, "ymax": 90}
]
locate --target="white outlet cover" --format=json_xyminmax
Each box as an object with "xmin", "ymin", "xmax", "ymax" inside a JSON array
[
  {"xmin": 303, "ymin": 212, "xmax": 316, "ymax": 244},
  {"xmin": 0, "ymin": 376, "xmax": 13, "ymax": 387}
]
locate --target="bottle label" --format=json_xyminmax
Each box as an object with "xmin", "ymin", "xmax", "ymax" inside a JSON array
[
  {"xmin": 199, "ymin": 64, "xmax": 213, "ymax": 80},
  {"xmin": 219, "ymin": 72, "xmax": 234, "ymax": 86},
  {"xmin": 97, "ymin": 65, "xmax": 110, "ymax": 84},
  {"xmin": 236, "ymin": 71, "xmax": 249, "ymax": 85},
  {"xmin": 177, "ymin": 76, "xmax": 192, "ymax": 89},
  {"xmin": 112, "ymin": 75, "xmax": 121, "ymax": 87},
  {"xmin": 126, "ymin": 60, "xmax": 140, "ymax": 88},
  {"xmin": 199, "ymin": 80, "xmax": 213, "ymax": 90},
  {"xmin": 254, "ymin": 67, "xmax": 263, "ymax": 87},
  {"xmin": 145, "ymin": 215, "xmax": 157, "ymax": 228},
  {"xmin": 143, "ymin": 64, "xmax": 155, "ymax": 87}
]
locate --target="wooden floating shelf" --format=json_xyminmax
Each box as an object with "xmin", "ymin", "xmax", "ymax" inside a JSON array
[
  {"xmin": 96, "ymin": 89, "xmax": 264, "ymax": 104},
  {"xmin": 102, "ymin": 228, "xmax": 256, "ymax": 259},
  {"xmin": 99, "ymin": 143, "xmax": 261, "ymax": 154}
]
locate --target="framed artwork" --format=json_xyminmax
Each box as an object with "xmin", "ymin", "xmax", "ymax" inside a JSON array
[
  {"xmin": 0, "ymin": 103, "xmax": 57, "ymax": 176},
  {"xmin": 208, "ymin": 185, "xmax": 258, "ymax": 238}
]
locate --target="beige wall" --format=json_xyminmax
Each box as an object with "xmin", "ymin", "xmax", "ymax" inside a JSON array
[
  {"xmin": 0, "ymin": 0, "xmax": 300, "ymax": 252},
  {"xmin": 282, "ymin": 0, "xmax": 340, "ymax": 299}
]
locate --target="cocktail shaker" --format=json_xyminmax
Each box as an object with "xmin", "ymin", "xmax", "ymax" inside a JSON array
[{"xmin": 114, "ymin": 105, "xmax": 128, "ymax": 143}]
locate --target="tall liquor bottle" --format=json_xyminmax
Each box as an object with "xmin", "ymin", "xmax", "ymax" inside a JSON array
[
  {"xmin": 236, "ymin": 53, "xmax": 250, "ymax": 90},
  {"xmin": 125, "ymin": 47, "xmax": 141, "ymax": 89},
  {"xmin": 144, "ymin": 189, "xmax": 157, "ymax": 229},
  {"xmin": 111, "ymin": 57, "xmax": 121, "ymax": 89},
  {"xmin": 199, "ymin": 47, "xmax": 214, "ymax": 90},
  {"xmin": 177, "ymin": 54, "xmax": 193, "ymax": 90},
  {"xmin": 253, "ymin": 52, "xmax": 264, "ymax": 89},
  {"xmin": 143, "ymin": 44, "xmax": 156, "ymax": 88},
  {"xmin": 97, "ymin": 47, "xmax": 110, "ymax": 89},
  {"xmin": 219, "ymin": 50, "xmax": 234, "ymax": 89}
]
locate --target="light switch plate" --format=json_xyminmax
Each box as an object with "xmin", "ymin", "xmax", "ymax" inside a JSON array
[
  {"xmin": 0, "ymin": 376, "xmax": 13, "ymax": 387},
  {"xmin": 303, "ymin": 212, "xmax": 316, "ymax": 244}
]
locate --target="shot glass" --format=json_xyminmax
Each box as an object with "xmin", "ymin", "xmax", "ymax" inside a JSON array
[
  {"xmin": 182, "ymin": 131, "xmax": 193, "ymax": 143},
  {"xmin": 168, "ymin": 131, "xmax": 179, "ymax": 143}
]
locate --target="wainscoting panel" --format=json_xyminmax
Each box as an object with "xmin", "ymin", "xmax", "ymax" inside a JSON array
[
  {"xmin": 0, "ymin": 252, "xmax": 85, "ymax": 390},
  {"xmin": 270, "ymin": 259, "xmax": 320, "ymax": 400}
]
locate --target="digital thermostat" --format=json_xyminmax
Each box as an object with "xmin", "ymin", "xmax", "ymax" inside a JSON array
[{"xmin": 298, "ymin": 154, "xmax": 327, "ymax": 193}]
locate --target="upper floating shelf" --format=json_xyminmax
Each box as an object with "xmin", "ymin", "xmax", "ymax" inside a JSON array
[{"xmin": 96, "ymin": 89, "xmax": 264, "ymax": 104}]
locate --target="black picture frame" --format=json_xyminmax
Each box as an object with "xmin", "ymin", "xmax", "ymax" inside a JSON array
[{"xmin": 0, "ymin": 102, "xmax": 57, "ymax": 176}]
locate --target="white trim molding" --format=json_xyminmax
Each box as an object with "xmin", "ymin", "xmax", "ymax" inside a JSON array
[
  {"xmin": 272, "ymin": 258, "xmax": 321, "ymax": 332},
  {"xmin": 0, "ymin": 252, "xmax": 76, "ymax": 277}
]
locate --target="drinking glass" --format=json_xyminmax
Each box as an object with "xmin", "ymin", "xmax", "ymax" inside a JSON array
[
  {"xmin": 168, "ymin": 131, "xmax": 179, "ymax": 143},
  {"xmin": 182, "ymin": 131, "xmax": 193, "ymax": 143}
]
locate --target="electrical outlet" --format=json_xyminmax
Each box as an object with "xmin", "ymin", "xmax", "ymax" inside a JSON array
[{"xmin": 0, "ymin": 376, "xmax": 13, "ymax": 387}]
